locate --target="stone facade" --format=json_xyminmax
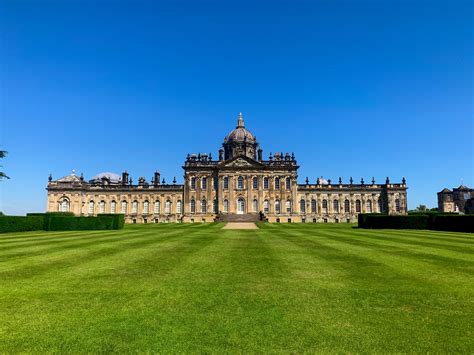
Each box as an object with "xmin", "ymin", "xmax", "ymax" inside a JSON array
[
  {"xmin": 437, "ymin": 185, "xmax": 474, "ymax": 213},
  {"xmin": 47, "ymin": 113, "xmax": 408, "ymax": 223}
]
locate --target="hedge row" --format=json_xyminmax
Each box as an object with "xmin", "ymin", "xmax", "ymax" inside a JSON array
[
  {"xmin": 358, "ymin": 214, "xmax": 474, "ymax": 233},
  {"xmin": 0, "ymin": 213, "xmax": 125, "ymax": 233},
  {"xmin": 0, "ymin": 216, "xmax": 45, "ymax": 233}
]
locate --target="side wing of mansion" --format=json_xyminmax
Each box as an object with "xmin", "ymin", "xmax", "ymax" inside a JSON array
[{"xmin": 47, "ymin": 113, "xmax": 408, "ymax": 223}]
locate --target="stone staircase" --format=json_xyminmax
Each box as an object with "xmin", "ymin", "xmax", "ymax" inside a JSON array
[{"xmin": 218, "ymin": 214, "xmax": 261, "ymax": 223}]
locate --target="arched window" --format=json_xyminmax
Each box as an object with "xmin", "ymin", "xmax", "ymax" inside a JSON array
[
  {"xmin": 286, "ymin": 177, "xmax": 291, "ymax": 190},
  {"xmin": 253, "ymin": 177, "xmax": 258, "ymax": 189},
  {"xmin": 311, "ymin": 199, "xmax": 317, "ymax": 213},
  {"xmin": 356, "ymin": 199, "xmax": 361, "ymax": 213},
  {"xmin": 110, "ymin": 200, "xmax": 116, "ymax": 214},
  {"xmin": 263, "ymin": 200, "xmax": 269, "ymax": 213},
  {"xmin": 223, "ymin": 199, "xmax": 229, "ymax": 213},
  {"xmin": 191, "ymin": 177, "xmax": 196, "ymax": 190},
  {"xmin": 143, "ymin": 200, "xmax": 149, "ymax": 214},
  {"xmin": 263, "ymin": 177, "xmax": 269, "ymax": 189},
  {"xmin": 154, "ymin": 200, "xmax": 160, "ymax": 214},
  {"xmin": 165, "ymin": 200, "xmax": 171, "ymax": 214},
  {"xmin": 322, "ymin": 199, "xmax": 328, "ymax": 214},
  {"xmin": 99, "ymin": 201, "xmax": 105, "ymax": 214},
  {"xmin": 395, "ymin": 198, "xmax": 400, "ymax": 212},
  {"xmin": 252, "ymin": 199, "xmax": 258, "ymax": 212},
  {"xmin": 201, "ymin": 199, "xmax": 207, "ymax": 213},
  {"xmin": 60, "ymin": 199, "xmax": 69, "ymax": 212},
  {"xmin": 213, "ymin": 199, "xmax": 218, "ymax": 213},
  {"xmin": 275, "ymin": 200, "xmax": 281, "ymax": 214},
  {"xmin": 367, "ymin": 200, "xmax": 372, "ymax": 213},
  {"xmin": 176, "ymin": 200, "xmax": 182, "ymax": 214},
  {"xmin": 237, "ymin": 198, "xmax": 245, "ymax": 213},
  {"xmin": 132, "ymin": 200, "xmax": 138, "ymax": 214},
  {"xmin": 275, "ymin": 177, "xmax": 280, "ymax": 189},
  {"xmin": 344, "ymin": 199, "xmax": 350, "ymax": 213},
  {"xmin": 300, "ymin": 199, "xmax": 306, "ymax": 213},
  {"xmin": 121, "ymin": 200, "xmax": 127, "ymax": 214},
  {"xmin": 286, "ymin": 200, "xmax": 292, "ymax": 213},
  {"xmin": 201, "ymin": 177, "xmax": 207, "ymax": 190},
  {"xmin": 223, "ymin": 176, "xmax": 229, "ymax": 189},
  {"xmin": 190, "ymin": 199, "xmax": 196, "ymax": 213},
  {"xmin": 333, "ymin": 200, "xmax": 339, "ymax": 214},
  {"xmin": 237, "ymin": 176, "xmax": 244, "ymax": 189},
  {"xmin": 378, "ymin": 198, "xmax": 383, "ymax": 213},
  {"xmin": 88, "ymin": 201, "xmax": 95, "ymax": 215}
]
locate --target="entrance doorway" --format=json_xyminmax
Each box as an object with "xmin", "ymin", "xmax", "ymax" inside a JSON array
[{"xmin": 237, "ymin": 198, "xmax": 245, "ymax": 214}]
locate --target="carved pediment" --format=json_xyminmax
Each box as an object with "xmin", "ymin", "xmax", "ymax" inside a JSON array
[
  {"xmin": 221, "ymin": 156, "xmax": 263, "ymax": 169},
  {"xmin": 226, "ymin": 158, "xmax": 253, "ymax": 167}
]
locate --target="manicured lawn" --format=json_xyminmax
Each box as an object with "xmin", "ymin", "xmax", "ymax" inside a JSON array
[{"xmin": 0, "ymin": 223, "xmax": 473, "ymax": 352}]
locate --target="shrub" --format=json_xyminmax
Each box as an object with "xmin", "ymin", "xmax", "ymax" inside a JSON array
[{"xmin": 0, "ymin": 216, "xmax": 45, "ymax": 233}]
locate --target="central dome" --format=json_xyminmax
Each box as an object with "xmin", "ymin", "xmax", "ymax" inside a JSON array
[{"xmin": 224, "ymin": 113, "xmax": 256, "ymax": 143}]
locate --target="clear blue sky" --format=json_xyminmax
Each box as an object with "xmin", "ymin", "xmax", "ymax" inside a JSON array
[{"xmin": 1, "ymin": 0, "xmax": 473, "ymax": 215}]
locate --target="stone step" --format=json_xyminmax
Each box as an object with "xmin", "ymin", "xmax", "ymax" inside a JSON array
[{"xmin": 218, "ymin": 214, "xmax": 261, "ymax": 222}]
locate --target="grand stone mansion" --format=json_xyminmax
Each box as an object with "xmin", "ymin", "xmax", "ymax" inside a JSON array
[{"xmin": 47, "ymin": 113, "xmax": 408, "ymax": 223}]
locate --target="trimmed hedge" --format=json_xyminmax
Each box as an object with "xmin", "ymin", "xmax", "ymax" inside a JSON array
[
  {"xmin": 358, "ymin": 214, "xmax": 430, "ymax": 229},
  {"xmin": 430, "ymin": 215, "xmax": 474, "ymax": 233},
  {"xmin": 46, "ymin": 214, "xmax": 125, "ymax": 231},
  {"xmin": 358, "ymin": 213, "xmax": 474, "ymax": 233},
  {"xmin": 0, "ymin": 216, "xmax": 45, "ymax": 233},
  {"xmin": 1, "ymin": 213, "xmax": 125, "ymax": 233}
]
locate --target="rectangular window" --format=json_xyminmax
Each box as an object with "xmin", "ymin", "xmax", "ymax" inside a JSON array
[
  {"xmin": 191, "ymin": 177, "xmax": 196, "ymax": 190},
  {"xmin": 224, "ymin": 177, "xmax": 229, "ymax": 189},
  {"xmin": 275, "ymin": 178, "xmax": 280, "ymax": 190},
  {"xmin": 213, "ymin": 177, "xmax": 218, "ymax": 190},
  {"xmin": 237, "ymin": 177, "xmax": 244, "ymax": 189},
  {"xmin": 253, "ymin": 177, "xmax": 258, "ymax": 189},
  {"xmin": 202, "ymin": 177, "xmax": 207, "ymax": 190},
  {"xmin": 177, "ymin": 201, "xmax": 182, "ymax": 214},
  {"xmin": 264, "ymin": 178, "xmax": 269, "ymax": 189}
]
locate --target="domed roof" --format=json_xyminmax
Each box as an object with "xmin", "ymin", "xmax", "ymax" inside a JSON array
[
  {"xmin": 224, "ymin": 113, "xmax": 256, "ymax": 143},
  {"xmin": 91, "ymin": 172, "xmax": 121, "ymax": 183}
]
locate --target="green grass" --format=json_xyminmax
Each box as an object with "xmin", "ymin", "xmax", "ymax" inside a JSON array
[{"xmin": 0, "ymin": 223, "xmax": 473, "ymax": 352}]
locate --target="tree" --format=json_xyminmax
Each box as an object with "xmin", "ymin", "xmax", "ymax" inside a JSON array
[
  {"xmin": 415, "ymin": 204, "xmax": 428, "ymax": 212},
  {"xmin": 0, "ymin": 150, "xmax": 9, "ymax": 180}
]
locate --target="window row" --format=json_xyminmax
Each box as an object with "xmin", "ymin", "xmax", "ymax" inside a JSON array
[
  {"xmin": 190, "ymin": 176, "xmax": 292, "ymax": 190},
  {"xmin": 299, "ymin": 198, "xmax": 388, "ymax": 214},
  {"xmin": 86, "ymin": 200, "xmax": 182, "ymax": 215},
  {"xmin": 190, "ymin": 199, "xmax": 218, "ymax": 214}
]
